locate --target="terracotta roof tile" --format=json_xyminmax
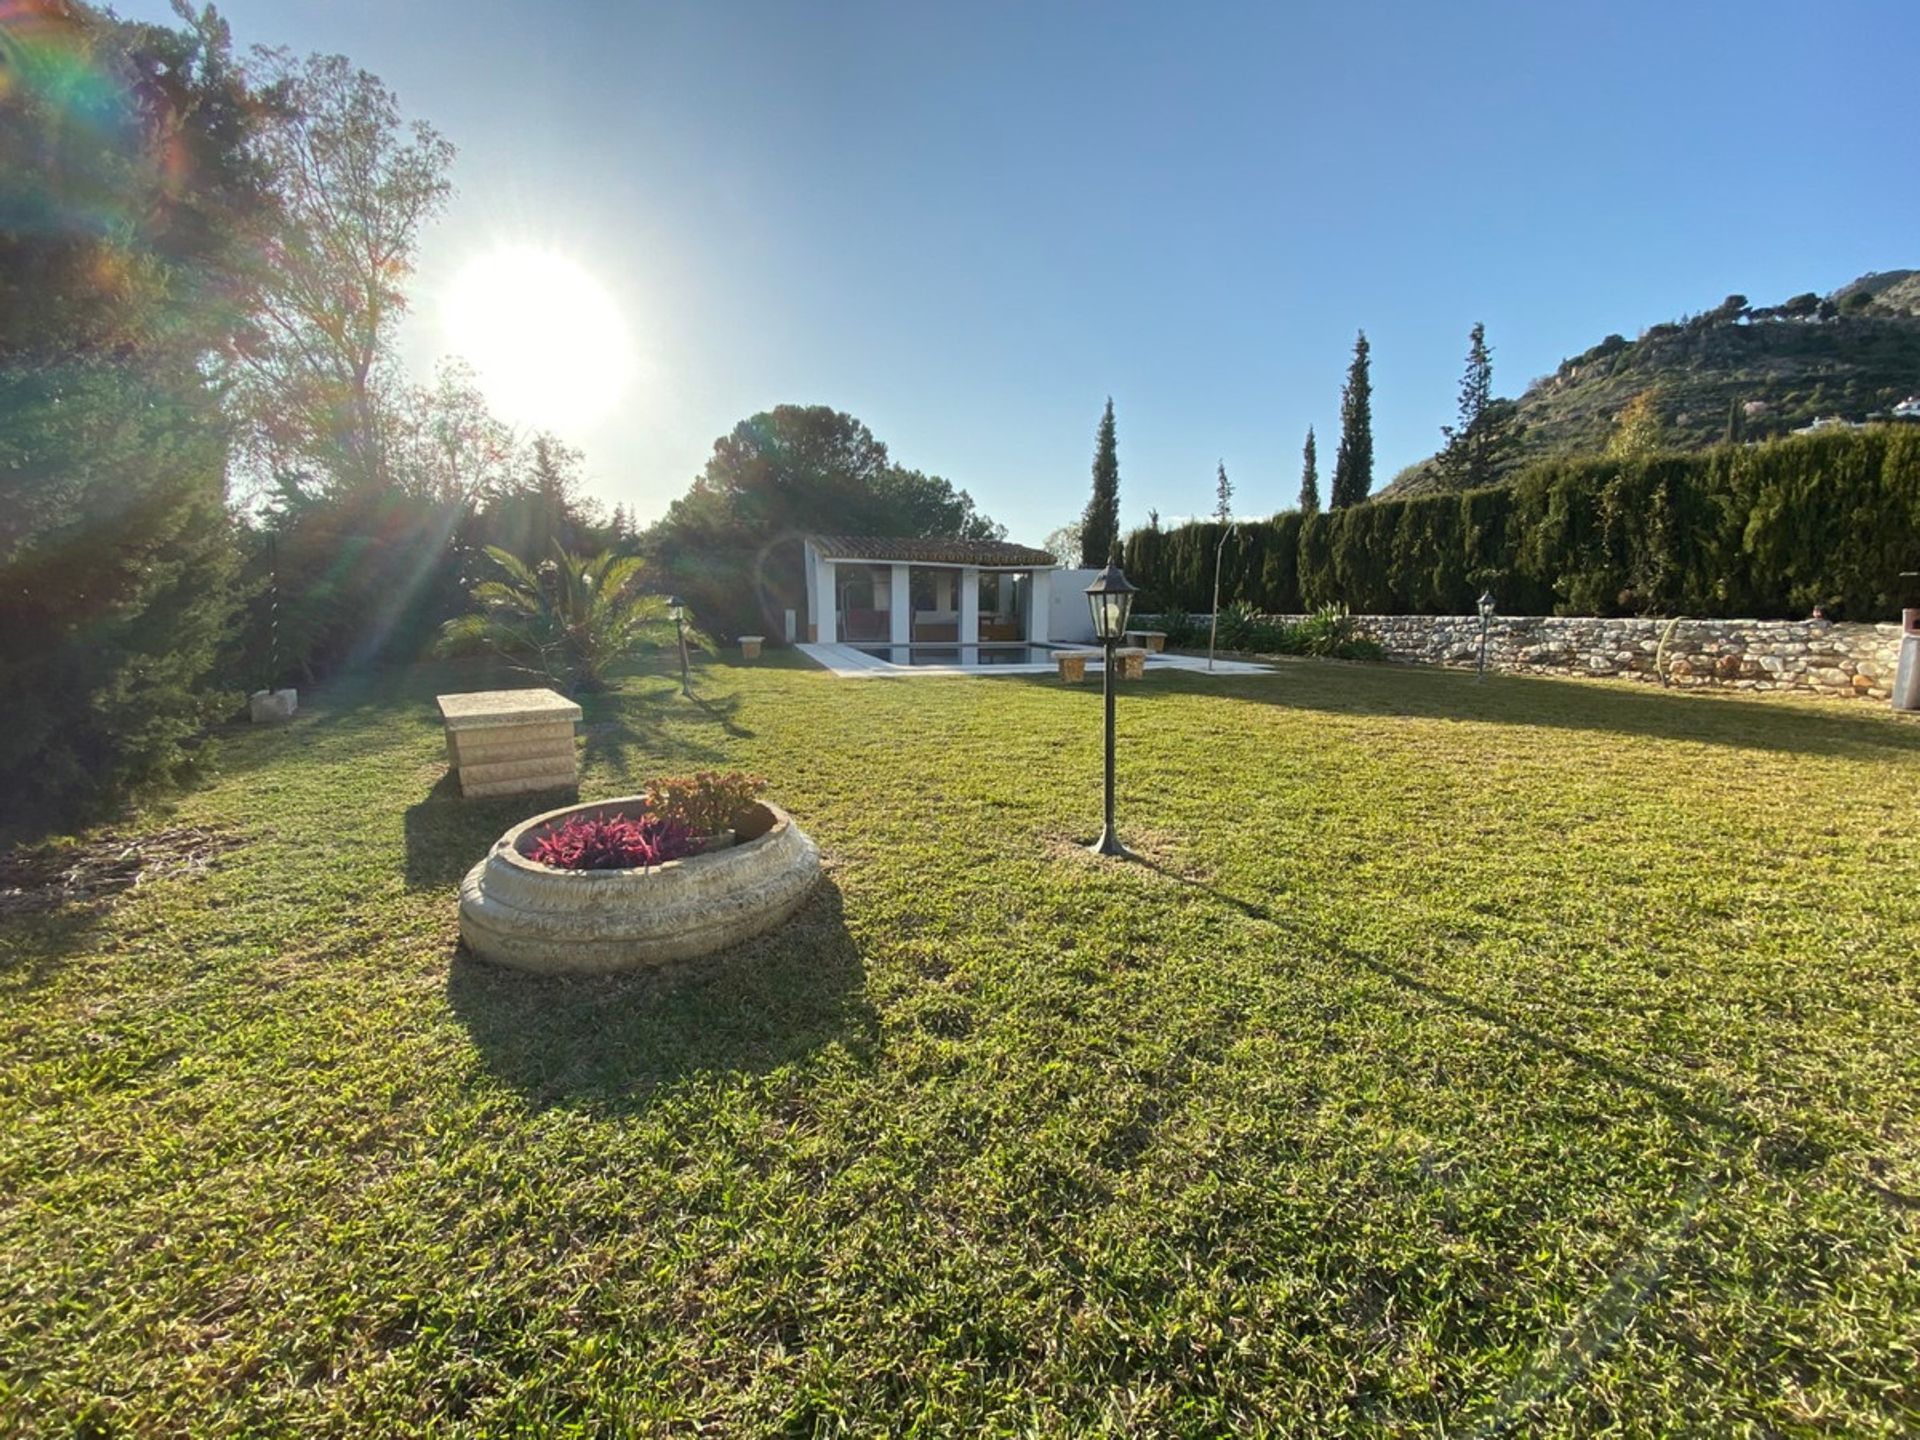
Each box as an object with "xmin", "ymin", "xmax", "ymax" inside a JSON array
[{"xmin": 808, "ymin": 535, "xmax": 1057, "ymax": 567}]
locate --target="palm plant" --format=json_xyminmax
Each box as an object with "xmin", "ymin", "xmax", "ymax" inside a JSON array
[{"xmin": 438, "ymin": 544, "xmax": 685, "ymax": 691}]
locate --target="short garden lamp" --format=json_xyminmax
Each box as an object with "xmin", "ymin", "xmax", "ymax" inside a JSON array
[
  {"xmin": 1476, "ymin": 591, "xmax": 1496, "ymax": 682},
  {"xmin": 1084, "ymin": 561, "xmax": 1137, "ymax": 858},
  {"xmin": 667, "ymin": 595, "xmax": 690, "ymax": 696}
]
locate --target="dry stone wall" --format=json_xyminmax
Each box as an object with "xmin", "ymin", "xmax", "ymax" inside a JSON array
[{"xmin": 1216, "ymin": 615, "xmax": 1907, "ymax": 701}]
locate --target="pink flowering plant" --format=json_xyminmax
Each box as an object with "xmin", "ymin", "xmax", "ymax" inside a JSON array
[{"xmin": 525, "ymin": 811, "xmax": 699, "ymax": 870}]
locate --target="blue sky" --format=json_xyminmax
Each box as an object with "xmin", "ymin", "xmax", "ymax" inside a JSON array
[{"xmin": 127, "ymin": 0, "xmax": 1917, "ymax": 544}]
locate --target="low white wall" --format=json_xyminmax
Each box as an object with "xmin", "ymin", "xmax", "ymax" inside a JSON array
[{"xmin": 1048, "ymin": 568, "xmax": 1102, "ymax": 644}]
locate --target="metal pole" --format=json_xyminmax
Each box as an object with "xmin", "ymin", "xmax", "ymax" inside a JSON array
[
  {"xmin": 1092, "ymin": 634, "xmax": 1126, "ymax": 856},
  {"xmin": 1477, "ymin": 612, "xmax": 1490, "ymax": 682},
  {"xmin": 1208, "ymin": 522, "xmax": 1236, "ymax": 672},
  {"xmin": 676, "ymin": 618, "xmax": 690, "ymax": 696}
]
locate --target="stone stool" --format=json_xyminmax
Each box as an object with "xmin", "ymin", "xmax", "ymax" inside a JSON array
[
  {"xmin": 1055, "ymin": 651, "xmax": 1096, "ymax": 682},
  {"xmin": 437, "ymin": 689, "xmax": 582, "ymax": 799}
]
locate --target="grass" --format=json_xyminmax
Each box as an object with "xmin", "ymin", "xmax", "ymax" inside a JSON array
[{"xmin": 3, "ymin": 652, "xmax": 1919, "ymax": 1435}]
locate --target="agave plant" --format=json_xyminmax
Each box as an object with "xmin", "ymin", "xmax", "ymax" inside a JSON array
[{"xmin": 438, "ymin": 544, "xmax": 684, "ymax": 691}]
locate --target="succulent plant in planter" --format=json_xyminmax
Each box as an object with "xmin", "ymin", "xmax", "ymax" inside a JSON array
[{"xmin": 643, "ymin": 771, "xmax": 767, "ymax": 838}]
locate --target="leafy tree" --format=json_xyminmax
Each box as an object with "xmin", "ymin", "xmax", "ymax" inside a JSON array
[
  {"xmin": 1299, "ymin": 427, "xmax": 1321, "ymax": 514},
  {"xmin": 1043, "ymin": 521, "xmax": 1084, "ymax": 566},
  {"xmin": 1080, "ymin": 399, "xmax": 1122, "ymax": 565},
  {"xmin": 645, "ymin": 405, "xmax": 1002, "ymax": 637},
  {"xmin": 1331, "ymin": 331, "xmax": 1373, "ymax": 508},
  {"xmin": 1608, "ymin": 390, "xmax": 1666, "ymax": 459},
  {"xmin": 1708, "ymin": 294, "xmax": 1749, "ymax": 325},
  {"xmin": 1147, "ymin": 508, "xmax": 1161, "ymax": 531},
  {"xmin": 0, "ymin": 0, "xmax": 268, "ymax": 824},
  {"xmin": 229, "ymin": 48, "xmax": 454, "ymax": 498},
  {"xmin": 394, "ymin": 360, "xmax": 519, "ymax": 505},
  {"xmin": 439, "ymin": 545, "xmax": 678, "ymax": 692},
  {"xmin": 1724, "ymin": 397, "xmax": 1746, "ymax": 446}
]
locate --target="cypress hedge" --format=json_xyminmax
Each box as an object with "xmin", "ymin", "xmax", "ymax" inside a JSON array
[{"xmin": 1122, "ymin": 428, "xmax": 1920, "ymax": 621}]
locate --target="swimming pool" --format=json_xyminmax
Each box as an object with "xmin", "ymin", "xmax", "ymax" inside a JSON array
[
  {"xmin": 848, "ymin": 644, "xmax": 1060, "ymax": 667},
  {"xmin": 798, "ymin": 640, "xmax": 1272, "ymax": 678}
]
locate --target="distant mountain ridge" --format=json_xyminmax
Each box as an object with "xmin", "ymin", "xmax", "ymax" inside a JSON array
[{"xmin": 1382, "ymin": 269, "xmax": 1920, "ymax": 498}]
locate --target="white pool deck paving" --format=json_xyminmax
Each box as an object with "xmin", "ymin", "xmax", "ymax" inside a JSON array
[{"xmin": 797, "ymin": 642, "xmax": 1270, "ymax": 679}]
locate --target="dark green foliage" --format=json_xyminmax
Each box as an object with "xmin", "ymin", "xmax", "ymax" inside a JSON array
[
  {"xmin": 1299, "ymin": 427, "xmax": 1321, "ymax": 514},
  {"xmin": 0, "ymin": 2, "xmax": 267, "ymax": 827},
  {"xmin": 1080, "ymin": 398, "xmax": 1121, "ymax": 565},
  {"xmin": 1436, "ymin": 324, "xmax": 1523, "ymax": 493},
  {"xmin": 0, "ymin": 363, "xmax": 243, "ymax": 822},
  {"xmin": 1331, "ymin": 332, "xmax": 1373, "ymax": 508},
  {"xmin": 1123, "ymin": 429, "xmax": 1920, "ymax": 621},
  {"xmin": 643, "ymin": 405, "xmax": 1002, "ymax": 639},
  {"xmin": 246, "ymin": 478, "xmax": 470, "ymax": 683},
  {"xmin": 1196, "ymin": 601, "xmax": 1382, "ymax": 660}
]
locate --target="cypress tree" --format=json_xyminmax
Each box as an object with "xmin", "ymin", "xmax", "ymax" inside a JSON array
[
  {"xmin": 1299, "ymin": 426, "xmax": 1321, "ymax": 514},
  {"xmin": 1215, "ymin": 460, "xmax": 1234, "ymax": 524},
  {"xmin": 1438, "ymin": 322, "xmax": 1495, "ymax": 488},
  {"xmin": 1331, "ymin": 332, "xmax": 1373, "ymax": 508},
  {"xmin": 1080, "ymin": 398, "xmax": 1121, "ymax": 566}
]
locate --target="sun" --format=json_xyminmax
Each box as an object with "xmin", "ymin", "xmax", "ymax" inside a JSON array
[{"xmin": 442, "ymin": 246, "xmax": 635, "ymax": 431}]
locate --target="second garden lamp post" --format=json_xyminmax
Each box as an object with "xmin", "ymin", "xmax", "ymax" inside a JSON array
[
  {"xmin": 1476, "ymin": 591, "xmax": 1496, "ymax": 682},
  {"xmin": 668, "ymin": 595, "xmax": 690, "ymax": 696},
  {"xmin": 1085, "ymin": 560, "xmax": 1137, "ymax": 858}
]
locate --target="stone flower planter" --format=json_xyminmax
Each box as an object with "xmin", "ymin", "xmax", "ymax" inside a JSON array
[{"xmin": 458, "ymin": 797, "xmax": 820, "ymax": 973}]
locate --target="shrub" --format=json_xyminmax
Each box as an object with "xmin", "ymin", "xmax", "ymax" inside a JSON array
[
  {"xmin": 1212, "ymin": 603, "xmax": 1262, "ymax": 651},
  {"xmin": 1155, "ymin": 608, "xmax": 1198, "ymax": 646},
  {"xmin": 645, "ymin": 771, "xmax": 767, "ymax": 836},
  {"xmin": 1118, "ymin": 428, "xmax": 1920, "ymax": 621},
  {"xmin": 1291, "ymin": 603, "xmax": 1352, "ymax": 658},
  {"xmin": 438, "ymin": 544, "xmax": 680, "ymax": 692},
  {"xmin": 526, "ymin": 811, "xmax": 698, "ymax": 870}
]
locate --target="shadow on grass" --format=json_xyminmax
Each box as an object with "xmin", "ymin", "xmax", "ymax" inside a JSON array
[
  {"xmin": 1152, "ymin": 856, "xmax": 1920, "ymax": 1211},
  {"xmin": 0, "ymin": 904, "xmax": 112, "ymax": 994},
  {"xmin": 688, "ymin": 689, "xmax": 755, "ymax": 739},
  {"xmin": 1018, "ymin": 660, "xmax": 1920, "ymax": 758},
  {"xmin": 1125, "ymin": 856, "xmax": 1858, "ymax": 1187},
  {"xmin": 445, "ymin": 878, "xmax": 875, "ymax": 1114},
  {"xmin": 575, "ymin": 688, "xmax": 735, "ymax": 781},
  {"xmin": 402, "ymin": 772, "xmax": 577, "ymax": 891}
]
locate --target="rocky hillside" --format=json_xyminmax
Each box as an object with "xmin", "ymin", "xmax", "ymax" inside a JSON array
[{"xmin": 1383, "ymin": 270, "xmax": 1920, "ymax": 497}]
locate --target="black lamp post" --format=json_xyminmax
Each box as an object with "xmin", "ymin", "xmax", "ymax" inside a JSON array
[
  {"xmin": 1084, "ymin": 560, "xmax": 1137, "ymax": 858},
  {"xmin": 668, "ymin": 595, "xmax": 690, "ymax": 696},
  {"xmin": 1476, "ymin": 591, "xmax": 1496, "ymax": 682}
]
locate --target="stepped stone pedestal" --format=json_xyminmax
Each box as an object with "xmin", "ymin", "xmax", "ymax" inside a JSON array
[{"xmin": 437, "ymin": 689, "xmax": 582, "ymax": 798}]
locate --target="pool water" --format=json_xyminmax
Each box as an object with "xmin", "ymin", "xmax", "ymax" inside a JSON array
[{"xmin": 849, "ymin": 644, "xmax": 1060, "ymax": 668}]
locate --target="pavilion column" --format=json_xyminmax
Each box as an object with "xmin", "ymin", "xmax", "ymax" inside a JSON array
[
  {"xmin": 889, "ymin": 564, "xmax": 911, "ymax": 645},
  {"xmin": 812, "ymin": 559, "xmax": 836, "ymax": 643},
  {"xmin": 1026, "ymin": 570, "xmax": 1052, "ymax": 644},
  {"xmin": 959, "ymin": 567, "xmax": 980, "ymax": 645}
]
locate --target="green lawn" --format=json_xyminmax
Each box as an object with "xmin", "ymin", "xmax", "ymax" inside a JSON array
[{"xmin": 4, "ymin": 654, "xmax": 1919, "ymax": 1435}]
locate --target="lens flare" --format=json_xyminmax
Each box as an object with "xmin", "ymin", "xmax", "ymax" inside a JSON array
[{"xmin": 442, "ymin": 246, "xmax": 635, "ymax": 433}]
